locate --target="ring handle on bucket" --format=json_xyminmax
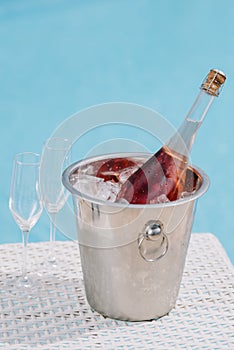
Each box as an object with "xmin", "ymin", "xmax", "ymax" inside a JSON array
[{"xmin": 138, "ymin": 220, "xmax": 168, "ymax": 262}]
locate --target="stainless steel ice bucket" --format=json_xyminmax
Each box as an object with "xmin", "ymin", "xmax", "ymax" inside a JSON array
[{"xmin": 62, "ymin": 153, "xmax": 209, "ymax": 321}]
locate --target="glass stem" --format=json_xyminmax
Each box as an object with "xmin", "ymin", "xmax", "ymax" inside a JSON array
[
  {"xmin": 22, "ymin": 230, "xmax": 29, "ymax": 279},
  {"xmin": 49, "ymin": 213, "xmax": 57, "ymax": 263}
]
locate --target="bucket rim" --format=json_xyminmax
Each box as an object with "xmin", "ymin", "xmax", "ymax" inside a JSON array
[{"xmin": 62, "ymin": 152, "xmax": 210, "ymax": 209}]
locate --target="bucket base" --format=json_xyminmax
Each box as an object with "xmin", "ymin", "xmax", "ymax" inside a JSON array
[{"xmin": 89, "ymin": 302, "xmax": 173, "ymax": 322}]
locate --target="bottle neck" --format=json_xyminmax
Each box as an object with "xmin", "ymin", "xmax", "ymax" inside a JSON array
[{"xmin": 167, "ymin": 90, "xmax": 215, "ymax": 158}]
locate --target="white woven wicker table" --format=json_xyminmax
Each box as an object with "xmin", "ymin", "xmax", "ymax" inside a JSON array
[{"xmin": 0, "ymin": 233, "xmax": 233, "ymax": 349}]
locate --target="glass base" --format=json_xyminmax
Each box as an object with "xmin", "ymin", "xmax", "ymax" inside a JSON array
[
  {"xmin": 34, "ymin": 257, "xmax": 64, "ymax": 280},
  {"xmin": 4, "ymin": 273, "xmax": 42, "ymax": 298},
  {"xmin": 40, "ymin": 257, "xmax": 59, "ymax": 269}
]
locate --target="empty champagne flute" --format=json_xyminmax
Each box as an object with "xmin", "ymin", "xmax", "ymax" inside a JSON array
[
  {"xmin": 40, "ymin": 137, "xmax": 71, "ymax": 268},
  {"xmin": 8, "ymin": 152, "xmax": 43, "ymax": 292}
]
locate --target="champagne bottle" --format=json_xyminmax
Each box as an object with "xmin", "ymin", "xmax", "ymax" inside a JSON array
[{"xmin": 117, "ymin": 69, "xmax": 226, "ymax": 204}]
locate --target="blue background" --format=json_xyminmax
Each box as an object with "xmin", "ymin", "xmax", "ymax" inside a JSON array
[{"xmin": 0, "ymin": 0, "xmax": 233, "ymax": 262}]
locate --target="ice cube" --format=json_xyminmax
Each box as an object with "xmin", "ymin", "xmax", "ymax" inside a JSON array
[
  {"xmin": 115, "ymin": 198, "xmax": 129, "ymax": 205},
  {"xmin": 149, "ymin": 194, "xmax": 170, "ymax": 204},
  {"xmin": 118, "ymin": 166, "xmax": 139, "ymax": 184},
  {"xmin": 97, "ymin": 181, "xmax": 120, "ymax": 202},
  {"xmin": 179, "ymin": 190, "xmax": 196, "ymax": 199},
  {"xmin": 73, "ymin": 175, "xmax": 104, "ymax": 198},
  {"xmin": 83, "ymin": 164, "xmax": 95, "ymax": 175},
  {"xmin": 73, "ymin": 174, "xmax": 121, "ymax": 202}
]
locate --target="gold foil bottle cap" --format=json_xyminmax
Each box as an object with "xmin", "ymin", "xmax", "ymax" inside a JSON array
[{"xmin": 201, "ymin": 69, "xmax": 226, "ymax": 96}]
